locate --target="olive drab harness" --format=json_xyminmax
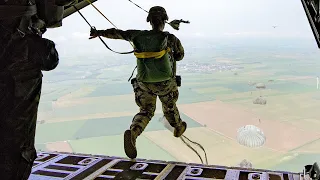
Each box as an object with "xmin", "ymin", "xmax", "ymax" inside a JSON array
[{"xmin": 74, "ymin": 0, "xmax": 208, "ymax": 165}]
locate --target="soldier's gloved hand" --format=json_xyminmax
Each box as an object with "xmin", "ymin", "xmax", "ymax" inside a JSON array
[
  {"xmin": 168, "ymin": 20, "xmax": 180, "ymax": 30},
  {"xmin": 89, "ymin": 28, "xmax": 98, "ymax": 39}
]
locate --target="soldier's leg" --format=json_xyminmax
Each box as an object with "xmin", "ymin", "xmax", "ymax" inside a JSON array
[
  {"xmin": 131, "ymin": 81, "xmax": 157, "ymax": 136},
  {"xmin": 0, "ymin": 142, "xmax": 37, "ymax": 180},
  {"xmin": 158, "ymin": 88, "xmax": 187, "ymax": 137},
  {"xmin": 124, "ymin": 81, "xmax": 157, "ymax": 159},
  {"xmin": 0, "ymin": 86, "xmax": 38, "ymax": 180}
]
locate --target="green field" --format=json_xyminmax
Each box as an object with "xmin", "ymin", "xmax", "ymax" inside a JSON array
[
  {"xmin": 35, "ymin": 113, "xmax": 202, "ymax": 144},
  {"xmin": 68, "ymin": 134, "xmax": 177, "ymax": 161},
  {"xmin": 36, "ymin": 46, "xmax": 320, "ymax": 173}
]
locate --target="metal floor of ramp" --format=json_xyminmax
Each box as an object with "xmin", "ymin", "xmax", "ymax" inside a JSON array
[{"xmin": 30, "ymin": 151, "xmax": 304, "ymax": 180}]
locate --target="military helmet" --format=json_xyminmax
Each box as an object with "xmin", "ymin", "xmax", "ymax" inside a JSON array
[{"xmin": 146, "ymin": 6, "xmax": 168, "ymax": 22}]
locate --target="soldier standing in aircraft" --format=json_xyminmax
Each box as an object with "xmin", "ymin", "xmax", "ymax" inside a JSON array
[
  {"xmin": 89, "ymin": 6, "xmax": 187, "ymax": 159},
  {"xmin": 0, "ymin": 0, "xmax": 66, "ymax": 179}
]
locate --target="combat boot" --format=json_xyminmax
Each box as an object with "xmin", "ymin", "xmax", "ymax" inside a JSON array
[
  {"xmin": 124, "ymin": 129, "xmax": 138, "ymax": 159},
  {"xmin": 174, "ymin": 121, "xmax": 187, "ymax": 137}
]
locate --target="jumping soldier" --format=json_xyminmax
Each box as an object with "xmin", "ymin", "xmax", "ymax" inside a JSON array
[{"xmin": 89, "ymin": 6, "xmax": 187, "ymax": 159}]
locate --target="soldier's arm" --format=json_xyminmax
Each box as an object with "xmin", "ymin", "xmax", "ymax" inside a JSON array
[
  {"xmin": 94, "ymin": 28, "xmax": 139, "ymax": 41},
  {"xmin": 168, "ymin": 34, "xmax": 184, "ymax": 61}
]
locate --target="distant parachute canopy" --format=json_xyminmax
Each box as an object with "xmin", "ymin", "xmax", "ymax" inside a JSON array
[
  {"xmin": 253, "ymin": 97, "xmax": 267, "ymax": 105},
  {"xmin": 248, "ymin": 81, "xmax": 256, "ymax": 86},
  {"xmin": 237, "ymin": 125, "xmax": 266, "ymax": 148},
  {"xmin": 255, "ymin": 83, "xmax": 266, "ymax": 89},
  {"xmin": 238, "ymin": 159, "xmax": 253, "ymax": 168},
  {"xmin": 255, "ymin": 83, "xmax": 266, "ymax": 96}
]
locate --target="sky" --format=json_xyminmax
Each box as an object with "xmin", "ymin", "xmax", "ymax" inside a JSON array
[{"xmin": 43, "ymin": 0, "xmax": 317, "ymax": 57}]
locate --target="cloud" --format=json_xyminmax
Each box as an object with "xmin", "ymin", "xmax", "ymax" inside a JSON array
[
  {"xmin": 194, "ymin": 32, "xmax": 205, "ymax": 37},
  {"xmin": 55, "ymin": 36, "xmax": 68, "ymax": 42},
  {"xmin": 222, "ymin": 31, "xmax": 314, "ymax": 39},
  {"xmin": 223, "ymin": 31, "xmax": 272, "ymax": 37},
  {"xmin": 72, "ymin": 32, "xmax": 89, "ymax": 39},
  {"xmin": 177, "ymin": 32, "xmax": 207, "ymax": 38},
  {"xmin": 43, "ymin": 35, "xmax": 67, "ymax": 42}
]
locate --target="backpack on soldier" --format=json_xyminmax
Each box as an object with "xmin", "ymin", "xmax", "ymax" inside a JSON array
[{"xmin": 132, "ymin": 31, "xmax": 173, "ymax": 83}]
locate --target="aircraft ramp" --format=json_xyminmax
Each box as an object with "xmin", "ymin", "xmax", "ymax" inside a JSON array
[{"xmin": 29, "ymin": 151, "xmax": 306, "ymax": 180}]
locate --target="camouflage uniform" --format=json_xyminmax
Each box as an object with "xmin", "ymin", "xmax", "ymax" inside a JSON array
[
  {"xmin": 0, "ymin": 1, "xmax": 59, "ymax": 179},
  {"xmin": 91, "ymin": 9, "xmax": 186, "ymax": 158},
  {"xmin": 93, "ymin": 28, "xmax": 185, "ymax": 128},
  {"xmin": 131, "ymin": 77, "xmax": 180, "ymax": 135}
]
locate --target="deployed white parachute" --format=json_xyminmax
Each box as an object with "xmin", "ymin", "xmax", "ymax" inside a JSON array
[
  {"xmin": 253, "ymin": 96, "xmax": 267, "ymax": 105},
  {"xmin": 238, "ymin": 159, "xmax": 253, "ymax": 168},
  {"xmin": 255, "ymin": 83, "xmax": 266, "ymax": 89},
  {"xmin": 237, "ymin": 125, "xmax": 266, "ymax": 148},
  {"xmin": 255, "ymin": 83, "xmax": 266, "ymax": 96}
]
